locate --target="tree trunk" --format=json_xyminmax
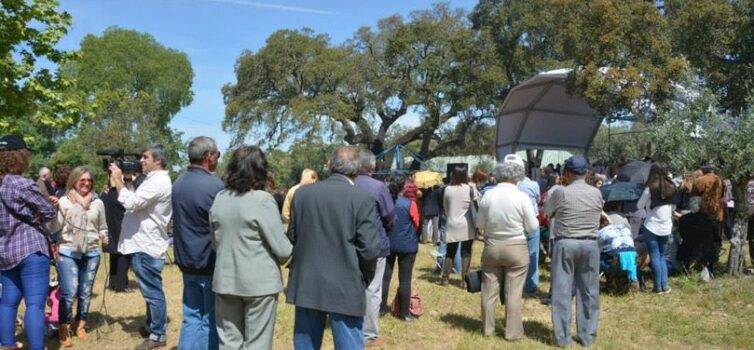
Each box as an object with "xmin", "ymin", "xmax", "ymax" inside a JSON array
[{"xmin": 727, "ymin": 179, "xmax": 750, "ymax": 277}]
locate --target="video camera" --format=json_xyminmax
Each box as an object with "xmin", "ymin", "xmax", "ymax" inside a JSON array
[{"xmin": 96, "ymin": 149, "xmax": 142, "ymax": 174}]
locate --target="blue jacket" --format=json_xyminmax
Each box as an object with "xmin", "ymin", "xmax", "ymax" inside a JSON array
[
  {"xmin": 171, "ymin": 166, "xmax": 224, "ymax": 275},
  {"xmin": 388, "ymin": 196, "xmax": 419, "ymax": 254},
  {"xmin": 355, "ymin": 174, "xmax": 396, "ymax": 257}
]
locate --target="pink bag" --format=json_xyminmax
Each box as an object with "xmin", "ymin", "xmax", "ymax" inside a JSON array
[
  {"xmin": 45, "ymin": 286, "xmax": 61, "ymax": 324},
  {"xmin": 390, "ymin": 289, "xmax": 423, "ymax": 318}
]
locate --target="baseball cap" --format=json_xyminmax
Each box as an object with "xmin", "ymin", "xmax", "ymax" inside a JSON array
[
  {"xmin": 502, "ymin": 154, "xmax": 525, "ymax": 168},
  {"xmin": 0, "ymin": 135, "xmax": 28, "ymax": 151},
  {"xmin": 563, "ymin": 156, "xmax": 589, "ymax": 175}
]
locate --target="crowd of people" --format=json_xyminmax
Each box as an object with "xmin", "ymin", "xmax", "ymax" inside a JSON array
[{"xmin": 1, "ymin": 132, "xmax": 753, "ymax": 350}]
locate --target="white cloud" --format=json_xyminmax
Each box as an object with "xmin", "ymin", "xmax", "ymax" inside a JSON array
[{"xmin": 202, "ymin": 0, "xmax": 337, "ymax": 16}]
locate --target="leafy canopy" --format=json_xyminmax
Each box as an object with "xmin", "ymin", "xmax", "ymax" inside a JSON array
[
  {"xmin": 0, "ymin": 0, "xmax": 78, "ymax": 135},
  {"xmin": 54, "ymin": 27, "xmax": 194, "ymax": 179}
]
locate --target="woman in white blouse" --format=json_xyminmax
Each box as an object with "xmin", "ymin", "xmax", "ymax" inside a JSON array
[
  {"xmin": 476, "ymin": 161, "xmax": 539, "ymax": 340},
  {"xmin": 636, "ymin": 163, "xmax": 676, "ymax": 294}
]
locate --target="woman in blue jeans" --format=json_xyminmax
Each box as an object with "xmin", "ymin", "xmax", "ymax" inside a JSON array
[
  {"xmin": 637, "ymin": 164, "xmax": 677, "ymax": 294},
  {"xmin": 48, "ymin": 166, "xmax": 109, "ymax": 346},
  {"xmin": 0, "ymin": 135, "xmax": 58, "ymax": 350}
]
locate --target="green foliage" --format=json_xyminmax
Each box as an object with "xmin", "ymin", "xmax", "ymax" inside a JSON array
[
  {"xmin": 589, "ymin": 123, "xmax": 652, "ymax": 163},
  {"xmin": 666, "ymin": 0, "xmax": 754, "ymax": 113},
  {"xmin": 223, "ymin": 4, "xmax": 505, "ymax": 161},
  {"xmin": 651, "ymin": 80, "xmax": 754, "ymax": 182},
  {"xmin": 267, "ymin": 141, "xmax": 337, "ymax": 188},
  {"xmin": 54, "ymin": 27, "xmax": 193, "ymax": 181},
  {"xmin": 0, "ymin": 0, "xmax": 78, "ymax": 136},
  {"xmin": 472, "ymin": 0, "xmax": 687, "ymax": 121}
]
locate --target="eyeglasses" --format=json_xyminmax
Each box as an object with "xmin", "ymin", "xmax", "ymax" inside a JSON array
[{"xmin": 78, "ymin": 178, "xmax": 93, "ymax": 183}]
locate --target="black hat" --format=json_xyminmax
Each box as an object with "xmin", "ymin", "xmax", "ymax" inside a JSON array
[{"xmin": 0, "ymin": 135, "xmax": 28, "ymax": 151}]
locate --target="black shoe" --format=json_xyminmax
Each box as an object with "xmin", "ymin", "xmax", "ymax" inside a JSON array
[
  {"xmin": 138, "ymin": 326, "xmax": 150, "ymax": 338},
  {"xmin": 134, "ymin": 339, "xmax": 166, "ymax": 350},
  {"xmin": 379, "ymin": 306, "xmax": 390, "ymax": 317}
]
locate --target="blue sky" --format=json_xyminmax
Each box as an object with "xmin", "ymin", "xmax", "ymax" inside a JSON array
[{"xmin": 55, "ymin": 0, "xmax": 479, "ymax": 152}]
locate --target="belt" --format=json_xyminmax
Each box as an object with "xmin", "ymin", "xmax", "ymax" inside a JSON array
[{"xmin": 554, "ymin": 236, "xmax": 597, "ymax": 242}]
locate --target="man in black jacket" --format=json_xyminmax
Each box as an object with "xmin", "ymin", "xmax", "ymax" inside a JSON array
[
  {"xmin": 101, "ymin": 171, "xmax": 141, "ymax": 293},
  {"xmin": 286, "ymin": 146, "xmax": 381, "ymax": 350},
  {"xmin": 171, "ymin": 136, "xmax": 224, "ymax": 350}
]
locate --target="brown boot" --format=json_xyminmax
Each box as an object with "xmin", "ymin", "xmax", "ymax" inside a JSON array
[
  {"xmin": 461, "ymin": 256, "xmax": 471, "ymax": 290},
  {"xmin": 75, "ymin": 319, "xmax": 88, "ymax": 340},
  {"xmin": 59, "ymin": 323, "xmax": 73, "ymax": 347},
  {"xmin": 440, "ymin": 257, "xmax": 453, "ymax": 285}
]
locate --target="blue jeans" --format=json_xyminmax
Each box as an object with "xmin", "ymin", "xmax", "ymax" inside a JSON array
[
  {"xmin": 178, "ymin": 273, "xmax": 218, "ymax": 350},
  {"xmin": 293, "ymin": 307, "xmax": 363, "ymax": 350},
  {"xmin": 525, "ymin": 229, "xmax": 540, "ymax": 293},
  {"xmin": 57, "ymin": 254, "xmax": 101, "ymax": 323},
  {"xmin": 643, "ymin": 227, "xmax": 670, "ymax": 292},
  {"xmin": 132, "ymin": 253, "xmax": 167, "ymax": 342},
  {"xmin": 0, "ymin": 253, "xmax": 50, "ymax": 350}
]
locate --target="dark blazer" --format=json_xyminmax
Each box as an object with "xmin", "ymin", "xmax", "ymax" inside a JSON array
[{"xmin": 286, "ymin": 174, "xmax": 381, "ymax": 317}]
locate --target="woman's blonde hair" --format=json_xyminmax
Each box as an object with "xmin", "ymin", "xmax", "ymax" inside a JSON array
[
  {"xmin": 299, "ymin": 168, "xmax": 318, "ymax": 186},
  {"xmin": 66, "ymin": 166, "xmax": 95, "ymax": 193}
]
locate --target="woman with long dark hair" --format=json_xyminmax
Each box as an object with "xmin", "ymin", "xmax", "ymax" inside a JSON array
[
  {"xmin": 637, "ymin": 163, "xmax": 677, "ymax": 293},
  {"xmin": 48, "ymin": 166, "xmax": 109, "ymax": 346},
  {"xmin": 0, "ymin": 135, "xmax": 57, "ymax": 350},
  {"xmin": 210, "ymin": 145, "xmax": 292, "ymax": 349}
]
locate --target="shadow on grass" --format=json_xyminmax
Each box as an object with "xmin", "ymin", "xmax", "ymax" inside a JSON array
[
  {"xmin": 416, "ymin": 266, "xmax": 443, "ymax": 284},
  {"xmin": 439, "ymin": 313, "xmax": 552, "ymax": 345},
  {"xmin": 86, "ymin": 311, "xmax": 145, "ymax": 335}
]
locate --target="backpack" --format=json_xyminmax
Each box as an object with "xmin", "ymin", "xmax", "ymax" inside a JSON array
[{"xmin": 390, "ymin": 289, "xmax": 423, "ymax": 318}]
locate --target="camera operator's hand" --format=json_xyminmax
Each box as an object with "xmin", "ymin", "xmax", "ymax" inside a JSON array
[{"xmin": 109, "ymin": 163, "xmax": 125, "ymax": 192}]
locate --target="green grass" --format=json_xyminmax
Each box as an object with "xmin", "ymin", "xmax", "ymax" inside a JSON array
[{"xmin": 13, "ymin": 241, "xmax": 754, "ymax": 349}]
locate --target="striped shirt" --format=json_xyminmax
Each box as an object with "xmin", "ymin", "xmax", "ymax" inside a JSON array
[
  {"xmin": 0, "ymin": 175, "xmax": 57, "ymax": 270},
  {"xmin": 544, "ymin": 179, "xmax": 603, "ymax": 239}
]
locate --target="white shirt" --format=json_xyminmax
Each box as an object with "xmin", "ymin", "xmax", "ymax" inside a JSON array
[
  {"xmin": 118, "ymin": 170, "xmax": 173, "ymax": 258},
  {"xmin": 477, "ymin": 183, "xmax": 539, "ymax": 241},
  {"xmin": 636, "ymin": 187, "xmax": 675, "ymax": 236}
]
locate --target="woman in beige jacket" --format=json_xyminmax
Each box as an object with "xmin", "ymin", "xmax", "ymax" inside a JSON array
[{"xmin": 48, "ymin": 166, "xmax": 109, "ymax": 346}]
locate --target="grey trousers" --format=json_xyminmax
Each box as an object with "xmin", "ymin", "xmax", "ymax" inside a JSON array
[
  {"xmin": 550, "ymin": 239, "xmax": 600, "ymax": 347},
  {"xmin": 364, "ymin": 257, "xmax": 386, "ymax": 340},
  {"xmin": 481, "ymin": 238, "xmax": 529, "ymax": 339},
  {"xmin": 215, "ymin": 293, "xmax": 278, "ymax": 350}
]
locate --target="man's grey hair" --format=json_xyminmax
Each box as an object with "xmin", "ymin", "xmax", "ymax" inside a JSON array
[
  {"xmin": 38, "ymin": 167, "xmax": 50, "ymax": 177},
  {"xmin": 358, "ymin": 149, "xmax": 376, "ymax": 173},
  {"xmin": 492, "ymin": 162, "xmax": 524, "ymax": 183},
  {"xmin": 330, "ymin": 146, "xmax": 361, "ymax": 178},
  {"xmin": 188, "ymin": 136, "xmax": 218, "ymax": 164},
  {"xmin": 145, "ymin": 144, "xmax": 168, "ymax": 168},
  {"xmin": 689, "ymin": 196, "xmax": 703, "ymax": 214}
]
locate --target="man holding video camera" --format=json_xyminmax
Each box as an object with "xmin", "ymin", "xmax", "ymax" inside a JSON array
[{"xmin": 109, "ymin": 144, "xmax": 172, "ymax": 350}]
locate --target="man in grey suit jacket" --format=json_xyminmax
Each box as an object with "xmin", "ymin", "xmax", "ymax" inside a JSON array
[{"xmin": 286, "ymin": 146, "xmax": 382, "ymax": 350}]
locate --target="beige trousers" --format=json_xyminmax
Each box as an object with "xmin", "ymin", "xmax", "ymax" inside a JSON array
[{"xmin": 480, "ymin": 238, "xmax": 529, "ymax": 339}]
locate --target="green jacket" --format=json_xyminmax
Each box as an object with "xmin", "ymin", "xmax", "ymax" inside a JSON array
[{"xmin": 210, "ymin": 189, "xmax": 292, "ymax": 296}]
